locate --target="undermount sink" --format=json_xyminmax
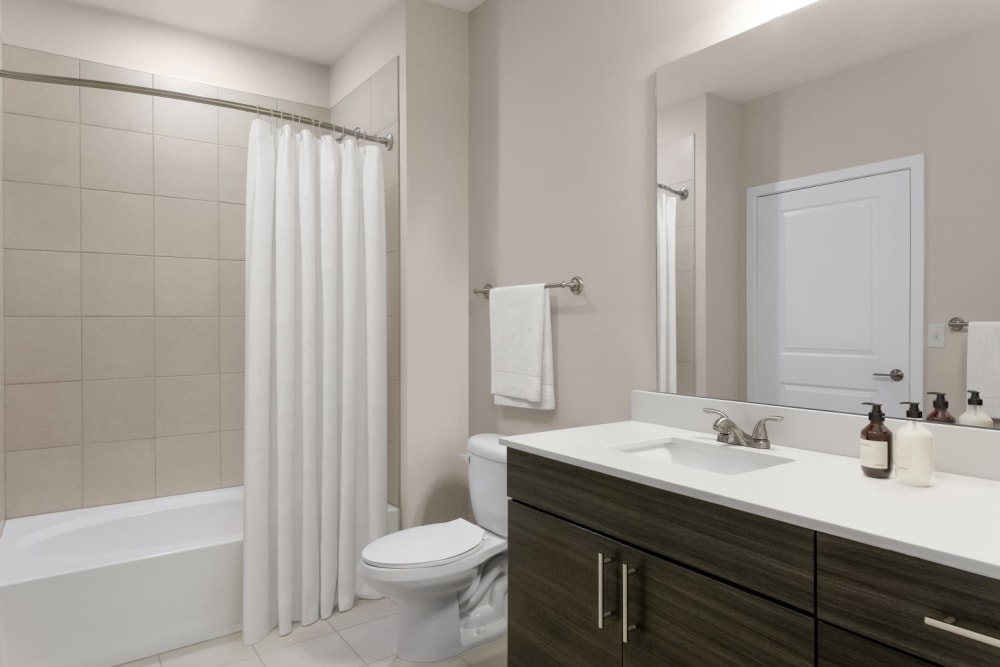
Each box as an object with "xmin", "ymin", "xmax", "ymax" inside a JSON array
[{"xmin": 615, "ymin": 438, "xmax": 793, "ymax": 475}]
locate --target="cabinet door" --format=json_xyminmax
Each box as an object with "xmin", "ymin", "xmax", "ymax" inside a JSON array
[
  {"xmin": 622, "ymin": 545, "xmax": 814, "ymax": 667},
  {"xmin": 508, "ymin": 501, "xmax": 622, "ymax": 666},
  {"xmin": 818, "ymin": 623, "xmax": 934, "ymax": 667}
]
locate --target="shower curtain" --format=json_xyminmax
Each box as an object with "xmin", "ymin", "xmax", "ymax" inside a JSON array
[
  {"xmin": 242, "ymin": 119, "xmax": 387, "ymax": 644},
  {"xmin": 657, "ymin": 191, "xmax": 678, "ymax": 393}
]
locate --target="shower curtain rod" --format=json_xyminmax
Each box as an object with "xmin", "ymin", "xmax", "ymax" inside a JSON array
[
  {"xmin": 657, "ymin": 183, "xmax": 689, "ymax": 200},
  {"xmin": 0, "ymin": 69, "xmax": 394, "ymax": 150}
]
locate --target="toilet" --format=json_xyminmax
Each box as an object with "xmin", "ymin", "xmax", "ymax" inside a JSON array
[{"xmin": 360, "ymin": 434, "xmax": 509, "ymax": 663}]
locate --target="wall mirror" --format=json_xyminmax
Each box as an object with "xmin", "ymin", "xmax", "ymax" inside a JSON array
[{"xmin": 655, "ymin": 0, "xmax": 1000, "ymax": 421}]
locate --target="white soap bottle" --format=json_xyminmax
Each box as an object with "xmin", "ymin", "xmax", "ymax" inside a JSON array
[
  {"xmin": 957, "ymin": 390, "xmax": 994, "ymax": 427},
  {"xmin": 896, "ymin": 401, "xmax": 934, "ymax": 487}
]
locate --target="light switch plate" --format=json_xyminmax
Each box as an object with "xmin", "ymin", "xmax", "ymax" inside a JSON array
[{"xmin": 928, "ymin": 323, "xmax": 945, "ymax": 348}]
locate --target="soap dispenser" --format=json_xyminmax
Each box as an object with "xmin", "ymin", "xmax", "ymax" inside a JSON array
[
  {"xmin": 896, "ymin": 402, "xmax": 934, "ymax": 487},
  {"xmin": 926, "ymin": 392, "xmax": 956, "ymax": 424},
  {"xmin": 957, "ymin": 390, "xmax": 993, "ymax": 427},
  {"xmin": 860, "ymin": 402, "xmax": 892, "ymax": 479}
]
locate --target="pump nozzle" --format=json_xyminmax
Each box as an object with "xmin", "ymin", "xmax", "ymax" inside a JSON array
[
  {"xmin": 967, "ymin": 390, "xmax": 984, "ymax": 406},
  {"xmin": 900, "ymin": 401, "xmax": 923, "ymax": 419},
  {"xmin": 862, "ymin": 401, "xmax": 885, "ymax": 422},
  {"xmin": 926, "ymin": 392, "xmax": 949, "ymax": 409}
]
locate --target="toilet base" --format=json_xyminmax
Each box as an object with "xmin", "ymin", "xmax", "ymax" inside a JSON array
[{"xmin": 395, "ymin": 595, "xmax": 507, "ymax": 663}]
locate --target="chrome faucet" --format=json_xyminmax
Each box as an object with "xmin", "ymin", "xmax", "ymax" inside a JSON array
[{"xmin": 703, "ymin": 408, "xmax": 783, "ymax": 449}]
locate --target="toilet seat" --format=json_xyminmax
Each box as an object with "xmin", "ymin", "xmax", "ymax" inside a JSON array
[{"xmin": 362, "ymin": 518, "xmax": 485, "ymax": 569}]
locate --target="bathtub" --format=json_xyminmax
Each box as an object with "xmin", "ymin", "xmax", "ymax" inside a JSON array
[{"xmin": 0, "ymin": 487, "xmax": 243, "ymax": 667}]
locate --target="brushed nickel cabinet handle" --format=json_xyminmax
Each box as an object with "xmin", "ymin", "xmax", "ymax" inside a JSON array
[
  {"xmin": 622, "ymin": 563, "xmax": 637, "ymax": 643},
  {"xmin": 597, "ymin": 553, "xmax": 612, "ymax": 629},
  {"xmin": 925, "ymin": 616, "xmax": 1000, "ymax": 649}
]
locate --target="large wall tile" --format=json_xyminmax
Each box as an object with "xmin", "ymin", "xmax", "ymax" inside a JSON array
[
  {"xmin": 156, "ymin": 317, "xmax": 220, "ymax": 376},
  {"xmin": 380, "ymin": 121, "xmax": 399, "ymax": 190},
  {"xmin": 155, "ymin": 432, "xmax": 220, "ymax": 496},
  {"xmin": 218, "ymin": 89, "xmax": 275, "ymax": 148},
  {"xmin": 83, "ymin": 439, "xmax": 155, "ymax": 506},
  {"xmin": 219, "ymin": 203, "xmax": 245, "ymax": 260},
  {"xmin": 4, "ymin": 181, "xmax": 81, "ymax": 251},
  {"xmin": 3, "ymin": 46, "xmax": 79, "ymax": 122},
  {"xmin": 221, "ymin": 373, "xmax": 243, "ymax": 431},
  {"xmin": 80, "ymin": 61, "xmax": 153, "ymax": 133},
  {"xmin": 386, "ymin": 251, "xmax": 399, "ymax": 316},
  {"xmin": 5, "ymin": 249, "xmax": 81, "ymax": 316},
  {"xmin": 82, "ymin": 378, "xmax": 155, "ymax": 444},
  {"xmin": 4, "ymin": 113, "xmax": 80, "ymax": 187},
  {"xmin": 81, "ymin": 125, "xmax": 153, "ymax": 194},
  {"xmin": 82, "ymin": 317, "xmax": 154, "ymax": 380},
  {"xmin": 155, "ymin": 97, "xmax": 218, "ymax": 143},
  {"xmin": 385, "ymin": 186, "xmax": 399, "ymax": 253},
  {"xmin": 156, "ymin": 374, "xmax": 220, "ymax": 437},
  {"xmin": 154, "ymin": 136, "xmax": 218, "ymax": 200},
  {"xmin": 330, "ymin": 80, "xmax": 371, "ymax": 130},
  {"xmin": 82, "ymin": 253, "xmax": 154, "ymax": 316},
  {"xmin": 219, "ymin": 260, "xmax": 244, "ymax": 317},
  {"xmin": 370, "ymin": 59, "xmax": 398, "ymax": 134},
  {"xmin": 154, "ymin": 197, "xmax": 219, "ymax": 258},
  {"xmin": 218, "ymin": 146, "xmax": 247, "ymax": 204},
  {"xmin": 220, "ymin": 317, "xmax": 244, "ymax": 374},
  {"xmin": 6, "ymin": 446, "xmax": 83, "ymax": 517},
  {"xmin": 155, "ymin": 257, "xmax": 219, "ymax": 316},
  {"xmin": 5, "ymin": 317, "xmax": 81, "ymax": 383},
  {"xmin": 220, "ymin": 430, "xmax": 243, "ymax": 487},
  {"xmin": 5, "ymin": 381, "xmax": 82, "ymax": 451},
  {"xmin": 81, "ymin": 189, "xmax": 154, "ymax": 255}
]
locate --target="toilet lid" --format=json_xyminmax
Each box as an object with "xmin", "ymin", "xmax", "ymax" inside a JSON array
[{"xmin": 362, "ymin": 518, "xmax": 485, "ymax": 568}]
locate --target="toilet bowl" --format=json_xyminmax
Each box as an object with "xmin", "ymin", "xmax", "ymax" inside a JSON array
[{"xmin": 360, "ymin": 434, "xmax": 508, "ymax": 663}]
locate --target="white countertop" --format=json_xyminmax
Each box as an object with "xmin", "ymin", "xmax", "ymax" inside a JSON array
[{"xmin": 502, "ymin": 420, "xmax": 1000, "ymax": 580}]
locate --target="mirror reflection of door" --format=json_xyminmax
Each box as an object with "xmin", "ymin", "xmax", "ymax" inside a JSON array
[{"xmin": 747, "ymin": 156, "xmax": 924, "ymax": 418}]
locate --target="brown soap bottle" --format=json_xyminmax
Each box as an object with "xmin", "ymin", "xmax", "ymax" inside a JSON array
[
  {"xmin": 926, "ymin": 392, "xmax": 956, "ymax": 423},
  {"xmin": 860, "ymin": 402, "xmax": 892, "ymax": 479}
]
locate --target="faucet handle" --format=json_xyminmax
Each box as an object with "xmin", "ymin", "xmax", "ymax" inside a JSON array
[
  {"xmin": 703, "ymin": 407, "xmax": 729, "ymax": 421},
  {"xmin": 752, "ymin": 416, "xmax": 783, "ymax": 442}
]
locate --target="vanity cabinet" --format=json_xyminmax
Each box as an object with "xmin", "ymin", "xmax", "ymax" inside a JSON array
[
  {"xmin": 508, "ymin": 449, "xmax": 815, "ymax": 666},
  {"xmin": 817, "ymin": 533, "xmax": 1000, "ymax": 666}
]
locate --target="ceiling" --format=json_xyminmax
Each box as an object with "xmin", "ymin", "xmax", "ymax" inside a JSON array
[{"xmin": 62, "ymin": 0, "xmax": 485, "ymax": 64}]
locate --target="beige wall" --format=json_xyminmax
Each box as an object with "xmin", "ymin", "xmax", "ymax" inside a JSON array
[
  {"xmin": 330, "ymin": 59, "xmax": 401, "ymax": 508},
  {"xmin": 467, "ymin": 0, "xmax": 787, "ymax": 438},
  {"xmin": 400, "ymin": 0, "xmax": 470, "ymax": 527},
  {"xmin": 737, "ymin": 19, "xmax": 1000, "ymax": 412},
  {"xmin": 0, "ymin": 44, "xmax": 329, "ymax": 517}
]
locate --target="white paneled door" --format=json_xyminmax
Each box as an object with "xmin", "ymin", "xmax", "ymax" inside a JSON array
[{"xmin": 747, "ymin": 157, "xmax": 924, "ymax": 418}]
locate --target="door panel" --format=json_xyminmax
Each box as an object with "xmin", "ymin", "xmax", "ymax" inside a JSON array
[
  {"xmin": 750, "ymin": 166, "xmax": 915, "ymax": 417},
  {"xmin": 507, "ymin": 501, "xmax": 621, "ymax": 666}
]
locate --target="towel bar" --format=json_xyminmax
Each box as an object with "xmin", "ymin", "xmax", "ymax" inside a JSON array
[
  {"xmin": 473, "ymin": 276, "xmax": 584, "ymax": 299},
  {"xmin": 949, "ymin": 317, "xmax": 969, "ymax": 331}
]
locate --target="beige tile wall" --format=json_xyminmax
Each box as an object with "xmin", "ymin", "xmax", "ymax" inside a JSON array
[
  {"xmin": 1, "ymin": 45, "xmax": 329, "ymax": 517},
  {"xmin": 330, "ymin": 58, "xmax": 400, "ymax": 508}
]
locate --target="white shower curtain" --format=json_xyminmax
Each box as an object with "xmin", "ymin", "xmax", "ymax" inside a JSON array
[
  {"xmin": 242, "ymin": 119, "xmax": 387, "ymax": 644},
  {"xmin": 656, "ymin": 191, "xmax": 678, "ymax": 393}
]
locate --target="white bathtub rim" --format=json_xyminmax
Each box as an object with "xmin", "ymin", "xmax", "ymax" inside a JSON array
[{"xmin": 0, "ymin": 486, "xmax": 243, "ymax": 587}]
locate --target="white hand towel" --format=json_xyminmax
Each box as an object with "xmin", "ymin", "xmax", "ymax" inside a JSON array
[
  {"xmin": 966, "ymin": 322, "xmax": 1000, "ymax": 418},
  {"xmin": 490, "ymin": 284, "xmax": 555, "ymax": 410}
]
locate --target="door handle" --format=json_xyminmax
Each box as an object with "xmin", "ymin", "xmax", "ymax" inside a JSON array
[
  {"xmin": 597, "ymin": 553, "xmax": 612, "ymax": 629},
  {"xmin": 873, "ymin": 368, "xmax": 905, "ymax": 381},
  {"xmin": 622, "ymin": 563, "xmax": 637, "ymax": 643}
]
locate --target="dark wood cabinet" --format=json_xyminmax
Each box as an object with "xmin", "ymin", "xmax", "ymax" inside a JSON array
[
  {"xmin": 817, "ymin": 623, "xmax": 935, "ymax": 666},
  {"xmin": 508, "ymin": 450, "xmax": 814, "ymax": 666}
]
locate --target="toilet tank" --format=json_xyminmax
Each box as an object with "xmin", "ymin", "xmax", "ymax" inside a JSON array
[{"xmin": 467, "ymin": 433, "xmax": 508, "ymax": 537}]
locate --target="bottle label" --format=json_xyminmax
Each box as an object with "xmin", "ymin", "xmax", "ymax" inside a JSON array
[{"xmin": 860, "ymin": 438, "xmax": 888, "ymax": 469}]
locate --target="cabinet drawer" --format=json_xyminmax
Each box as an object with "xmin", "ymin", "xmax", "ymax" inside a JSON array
[
  {"xmin": 817, "ymin": 533, "xmax": 1000, "ymax": 666},
  {"xmin": 818, "ymin": 623, "xmax": 934, "ymax": 666},
  {"xmin": 508, "ymin": 449, "xmax": 814, "ymax": 611}
]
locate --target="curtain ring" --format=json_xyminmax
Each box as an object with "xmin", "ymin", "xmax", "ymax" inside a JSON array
[
  {"xmin": 354, "ymin": 126, "xmax": 363, "ymax": 144},
  {"xmin": 336, "ymin": 126, "xmax": 346, "ymax": 143}
]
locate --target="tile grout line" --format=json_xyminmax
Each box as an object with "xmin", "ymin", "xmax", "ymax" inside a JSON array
[{"xmin": 77, "ymin": 55, "xmax": 84, "ymax": 508}]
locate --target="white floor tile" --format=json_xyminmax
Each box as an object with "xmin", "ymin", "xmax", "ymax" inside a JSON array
[
  {"xmin": 258, "ymin": 633, "xmax": 364, "ymax": 667},
  {"xmin": 338, "ymin": 613, "xmax": 397, "ymax": 664},
  {"xmin": 252, "ymin": 619, "xmax": 335, "ymax": 654},
  {"xmin": 327, "ymin": 597, "xmax": 397, "ymax": 631},
  {"xmin": 461, "ymin": 637, "xmax": 507, "ymax": 667},
  {"xmin": 368, "ymin": 657, "xmax": 466, "ymax": 667},
  {"xmin": 158, "ymin": 633, "xmax": 257, "ymax": 667},
  {"xmin": 219, "ymin": 658, "xmax": 264, "ymax": 667},
  {"xmin": 115, "ymin": 658, "xmax": 161, "ymax": 667}
]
